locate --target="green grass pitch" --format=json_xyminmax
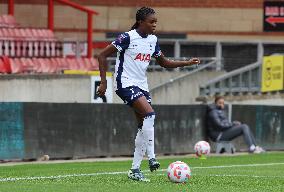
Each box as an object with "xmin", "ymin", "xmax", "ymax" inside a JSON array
[{"xmin": 0, "ymin": 152, "xmax": 283, "ymax": 192}]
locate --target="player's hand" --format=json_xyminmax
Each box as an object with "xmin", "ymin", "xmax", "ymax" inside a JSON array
[
  {"xmin": 189, "ymin": 58, "xmax": 200, "ymax": 66},
  {"xmin": 233, "ymin": 121, "xmax": 241, "ymax": 126},
  {"xmin": 97, "ymin": 81, "xmax": 107, "ymax": 96}
]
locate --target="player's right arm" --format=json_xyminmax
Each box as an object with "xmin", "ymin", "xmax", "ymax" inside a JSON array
[
  {"xmin": 97, "ymin": 32, "xmax": 130, "ymax": 96},
  {"xmin": 97, "ymin": 44, "xmax": 117, "ymax": 96}
]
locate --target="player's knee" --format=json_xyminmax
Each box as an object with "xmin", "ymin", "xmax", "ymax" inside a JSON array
[
  {"xmin": 142, "ymin": 112, "xmax": 155, "ymax": 129},
  {"xmin": 143, "ymin": 112, "xmax": 155, "ymax": 120},
  {"xmin": 242, "ymin": 124, "xmax": 249, "ymax": 132}
]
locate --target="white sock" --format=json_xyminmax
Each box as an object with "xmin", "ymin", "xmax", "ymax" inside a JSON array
[
  {"xmin": 131, "ymin": 129, "xmax": 146, "ymax": 169},
  {"xmin": 142, "ymin": 112, "xmax": 155, "ymax": 160},
  {"xmin": 250, "ymin": 145, "xmax": 256, "ymax": 151}
]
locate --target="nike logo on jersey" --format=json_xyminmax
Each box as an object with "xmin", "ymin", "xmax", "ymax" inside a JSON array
[{"xmin": 134, "ymin": 53, "xmax": 151, "ymax": 62}]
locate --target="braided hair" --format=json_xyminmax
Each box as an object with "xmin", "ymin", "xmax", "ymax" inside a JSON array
[{"xmin": 131, "ymin": 7, "xmax": 155, "ymax": 30}]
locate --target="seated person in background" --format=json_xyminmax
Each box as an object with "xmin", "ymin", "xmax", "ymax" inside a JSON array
[{"xmin": 207, "ymin": 96, "xmax": 265, "ymax": 153}]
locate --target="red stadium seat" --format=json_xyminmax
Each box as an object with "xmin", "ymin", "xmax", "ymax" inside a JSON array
[
  {"xmin": 32, "ymin": 58, "xmax": 42, "ymax": 73},
  {"xmin": 0, "ymin": 57, "xmax": 11, "ymax": 73},
  {"xmin": 7, "ymin": 28, "xmax": 16, "ymax": 38},
  {"xmin": 19, "ymin": 29, "xmax": 26, "ymax": 40},
  {"xmin": 75, "ymin": 58, "xmax": 86, "ymax": 71},
  {"xmin": 46, "ymin": 29, "xmax": 55, "ymax": 39},
  {"xmin": 0, "ymin": 58, "xmax": 5, "ymax": 73},
  {"xmin": 2, "ymin": 28, "xmax": 9, "ymax": 38},
  {"xmin": 1, "ymin": 56, "xmax": 99, "ymax": 74},
  {"xmin": 38, "ymin": 58, "xmax": 48, "ymax": 73},
  {"xmin": 26, "ymin": 58, "xmax": 35, "ymax": 72},
  {"xmin": 10, "ymin": 58, "xmax": 23, "ymax": 73},
  {"xmin": 14, "ymin": 28, "xmax": 21, "ymax": 39},
  {"xmin": 6, "ymin": 15, "xmax": 17, "ymax": 25},
  {"xmin": 0, "ymin": 16, "xmax": 4, "ymax": 27},
  {"xmin": 2, "ymin": 56, "xmax": 12, "ymax": 73},
  {"xmin": 25, "ymin": 29, "xmax": 34, "ymax": 40},
  {"xmin": 20, "ymin": 58, "xmax": 34, "ymax": 72},
  {"xmin": 43, "ymin": 58, "xmax": 53, "ymax": 73},
  {"xmin": 50, "ymin": 58, "xmax": 60, "ymax": 73},
  {"xmin": 67, "ymin": 58, "xmax": 79, "ymax": 70},
  {"xmin": 2, "ymin": 15, "xmax": 18, "ymax": 27},
  {"xmin": 0, "ymin": 14, "xmax": 88, "ymax": 73},
  {"xmin": 31, "ymin": 29, "xmax": 37, "ymax": 39},
  {"xmin": 56, "ymin": 58, "xmax": 68, "ymax": 71}
]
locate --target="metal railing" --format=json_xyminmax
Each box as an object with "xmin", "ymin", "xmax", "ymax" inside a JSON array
[
  {"xmin": 106, "ymin": 57, "xmax": 217, "ymax": 72},
  {"xmin": 200, "ymin": 61, "xmax": 262, "ymax": 96},
  {"xmin": 48, "ymin": 0, "xmax": 99, "ymax": 58},
  {"xmin": 150, "ymin": 59, "xmax": 219, "ymax": 93}
]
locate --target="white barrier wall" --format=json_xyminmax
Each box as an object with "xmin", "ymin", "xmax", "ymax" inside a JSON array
[
  {"xmin": 0, "ymin": 75, "xmax": 91, "ymax": 103},
  {"xmin": 0, "ymin": 72, "xmax": 186, "ymax": 103},
  {"xmin": 1, "ymin": 72, "xmax": 283, "ymax": 105}
]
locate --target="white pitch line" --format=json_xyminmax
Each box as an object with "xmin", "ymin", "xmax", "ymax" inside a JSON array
[
  {"xmin": 153, "ymin": 173, "xmax": 284, "ymax": 179},
  {"xmin": 158, "ymin": 162, "xmax": 284, "ymax": 172},
  {"xmin": 204, "ymin": 174, "xmax": 284, "ymax": 178},
  {"xmin": 191, "ymin": 162, "xmax": 284, "ymax": 169},
  {"xmin": 0, "ymin": 171, "xmax": 129, "ymax": 182},
  {"xmin": 0, "ymin": 162, "xmax": 283, "ymax": 182}
]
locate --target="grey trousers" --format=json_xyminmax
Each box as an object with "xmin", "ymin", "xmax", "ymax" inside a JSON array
[{"xmin": 219, "ymin": 124, "xmax": 256, "ymax": 148}]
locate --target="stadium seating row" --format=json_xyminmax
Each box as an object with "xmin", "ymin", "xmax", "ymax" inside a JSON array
[
  {"xmin": 0, "ymin": 56, "xmax": 99, "ymax": 74},
  {"xmin": 0, "ymin": 15, "xmax": 19, "ymax": 28},
  {"xmin": 0, "ymin": 40, "xmax": 62, "ymax": 57},
  {"xmin": 0, "ymin": 28, "xmax": 56, "ymax": 40},
  {"xmin": 0, "ymin": 15, "xmax": 62, "ymax": 58}
]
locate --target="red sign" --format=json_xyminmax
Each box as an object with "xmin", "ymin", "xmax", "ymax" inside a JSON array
[{"xmin": 264, "ymin": 1, "xmax": 284, "ymax": 31}]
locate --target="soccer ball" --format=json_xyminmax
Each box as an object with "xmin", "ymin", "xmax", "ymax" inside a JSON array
[
  {"xmin": 194, "ymin": 141, "xmax": 211, "ymax": 157},
  {"xmin": 167, "ymin": 161, "xmax": 191, "ymax": 183}
]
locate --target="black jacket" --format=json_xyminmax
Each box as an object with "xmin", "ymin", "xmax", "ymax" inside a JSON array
[{"xmin": 206, "ymin": 104, "xmax": 233, "ymax": 141}]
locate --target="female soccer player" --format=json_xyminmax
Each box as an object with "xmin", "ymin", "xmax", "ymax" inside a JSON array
[{"xmin": 97, "ymin": 7, "xmax": 200, "ymax": 182}]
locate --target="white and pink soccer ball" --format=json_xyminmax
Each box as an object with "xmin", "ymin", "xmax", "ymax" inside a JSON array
[
  {"xmin": 167, "ymin": 161, "xmax": 191, "ymax": 183},
  {"xmin": 194, "ymin": 141, "xmax": 211, "ymax": 157}
]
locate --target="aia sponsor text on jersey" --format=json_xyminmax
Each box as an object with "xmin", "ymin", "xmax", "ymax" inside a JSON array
[{"xmin": 134, "ymin": 53, "xmax": 151, "ymax": 62}]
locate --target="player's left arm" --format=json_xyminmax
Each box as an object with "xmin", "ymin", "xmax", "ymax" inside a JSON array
[{"xmin": 155, "ymin": 54, "xmax": 200, "ymax": 68}]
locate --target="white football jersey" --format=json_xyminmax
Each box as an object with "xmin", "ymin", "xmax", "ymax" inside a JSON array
[{"xmin": 112, "ymin": 29, "xmax": 162, "ymax": 91}]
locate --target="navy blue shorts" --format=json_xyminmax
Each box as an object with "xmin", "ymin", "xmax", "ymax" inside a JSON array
[{"xmin": 115, "ymin": 86, "xmax": 151, "ymax": 106}]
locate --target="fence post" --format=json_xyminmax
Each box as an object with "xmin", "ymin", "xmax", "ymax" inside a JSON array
[
  {"xmin": 8, "ymin": 0, "xmax": 14, "ymax": 15},
  {"xmin": 48, "ymin": 0, "xmax": 54, "ymax": 31},
  {"xmin": 87, "ymin": 12, "xmax": 93, "ymax": 58},
  {"xmin": 216, "ymin": 41, "xmax": 222, "ymax": 71},
  {"xmin": 257, "ymin": 42, "xmax": 264, "ymax": 63},
  {"xmin": 174, "ymin": 41, "xmax": 180, "ymax": 58}
]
